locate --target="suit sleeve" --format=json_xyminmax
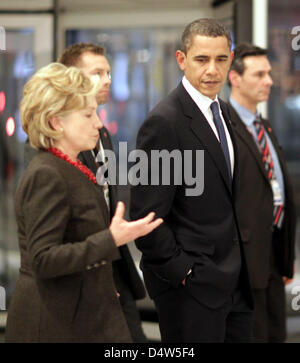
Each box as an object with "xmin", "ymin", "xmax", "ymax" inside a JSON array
[
  {"xmin": 19, "ymin": 166, "xmax": 120, "ymax": 279},
  {"xmin": 130, "ymin": 115, "xmax": 193, "ymax": 287}
]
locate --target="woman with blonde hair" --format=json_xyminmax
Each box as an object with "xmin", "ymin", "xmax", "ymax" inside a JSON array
[{"xmin": 5, "ymin": 63, "xmax": 162, "ymax": 343}]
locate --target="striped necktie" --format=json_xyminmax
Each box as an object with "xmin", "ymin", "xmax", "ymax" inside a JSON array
[{"xmin": 253, "ymin": 119, "xmax": 284, "ymax": 228}]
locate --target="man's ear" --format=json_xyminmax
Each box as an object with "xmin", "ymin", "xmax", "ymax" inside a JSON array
[
  {"xmin": 176, "ymin": 50, "xmax": 186, "ymax": 71},
  {"xmin": 228, "ymin": 70, "xmax": 241, "ymax": 88}
]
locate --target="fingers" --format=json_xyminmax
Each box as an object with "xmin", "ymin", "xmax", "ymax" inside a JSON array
[
  {"xmin": 135, "ymin": 216, "xmax": 163, "ymax": 237},
  {"xmin": 113, "ymin": 201, "xmax": 125, "ymax": 220},
  {"xmin": 138, "ymin": 211, "xmax": 156, "ymax": 224},
  {"xmin": 148, "ymin": 217, "xmax": 163, "ymax": 231}
]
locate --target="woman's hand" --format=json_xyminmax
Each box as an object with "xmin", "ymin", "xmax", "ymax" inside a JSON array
[{"xmin": 109, "ymin": 201, "xmax": 163, "ymax": 247}]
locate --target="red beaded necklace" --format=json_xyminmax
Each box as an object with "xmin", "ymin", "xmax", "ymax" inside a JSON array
[{"xmin": 48, "ymin": 147, "xmax": 97, "ymax": 184}]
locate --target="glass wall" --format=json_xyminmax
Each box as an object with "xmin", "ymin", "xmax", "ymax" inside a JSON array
[
  {"xmin": 268, "ymin": 0, "xmax": 300, "ymax": 246},
  {"xmin": 66, "ymin": 27, "xmax": 184, "ymax": 155},
  {"xmin": 0, "ymin": 14, "xmax": 52, "ymax": 305},
  {"xmin": 0, "ymin": 29, "xmax": 35, "ymax": 300}
]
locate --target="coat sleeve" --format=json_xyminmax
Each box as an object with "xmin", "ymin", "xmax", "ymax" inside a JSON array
[
  {"xmin": 130, "ymin": 115, "xmax": 194, "ymax": 288},
  {"xmin": 18, "ymin": 165, "xmax": 120, "ymax": 279}
]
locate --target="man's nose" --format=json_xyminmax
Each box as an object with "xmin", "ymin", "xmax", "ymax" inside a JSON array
[
  {"xmin": 102, "ymin": 73, "xmax": 111, "ymax": 84},
  {"xmin": 266, "ymin": 74, "xmax": 273, "ymax": 87},
  {"xmin": 206, "ymin": 60, "xmax": 217, "ymax": 75}
]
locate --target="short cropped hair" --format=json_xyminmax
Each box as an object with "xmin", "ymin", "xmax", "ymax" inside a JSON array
[
  {"xmin": 181, "ymin": 18, "xmax": 232, "ymax": 54},
  {"xmin": 230, "ymin": 43, "xmax": 268, "ymax": 75},
  {"xmin": 21, "ymin": 62, "xmax": 99, "ymax": 150},
  {"xmin": 228, "ymin": 43, "xmax": 268, "ymax": 86},
  {"xmin": 58, "ymin": 42, "xmax": 106, "ymax": 67}
]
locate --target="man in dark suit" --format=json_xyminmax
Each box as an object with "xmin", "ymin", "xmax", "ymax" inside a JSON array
[
  {"xmin": 130, "ymin": 18, "xmax": 253, "ymax": 343},
  {"xmin": 228, "ymin": 43, "xmax": 296, "ymax": 342},
  {"xmin": 24, "ymin": 43, "xmax": 147, "ymax": 342}
]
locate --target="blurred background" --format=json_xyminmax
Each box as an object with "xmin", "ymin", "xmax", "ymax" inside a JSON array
[{"xmin": 0, "ymin": 0, "xmax": 300, "ymax": 342}]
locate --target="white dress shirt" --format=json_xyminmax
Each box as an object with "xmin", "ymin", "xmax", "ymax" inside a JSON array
[{"xmin": 182, "ymin": 76, "xmax": 235, "ymax": 176}]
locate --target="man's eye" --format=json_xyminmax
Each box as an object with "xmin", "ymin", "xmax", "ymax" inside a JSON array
[{"xmin": 86, "ymin": 114, "xmax": 92, "ymax": 118}]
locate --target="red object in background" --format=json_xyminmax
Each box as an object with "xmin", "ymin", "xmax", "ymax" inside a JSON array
[
  {"xmin": 6, "ymin": 161, "xmax": 14, "ymax": 179},
  {"xmin": 104, "ymin": 121, "xmax": 118, "ymax": 135},
  {"xmin": 6, "ymin": 116, "xmax": 15, "ymax": 136},
  {"xmin": 0, "ymin": 91, "xmax": 5, "ymax": 112},
  {"xmin": 98, "ymin": 108, "xmax": 118, "ymax": 135},
  {"xmin": 99, "ymin": 108, "xmax": 107, "ymax": 122}
]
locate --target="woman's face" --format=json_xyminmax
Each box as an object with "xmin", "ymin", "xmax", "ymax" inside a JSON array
[{"xmin": 54, "ymin": 97, "xmax": 101, "ymax": 160}]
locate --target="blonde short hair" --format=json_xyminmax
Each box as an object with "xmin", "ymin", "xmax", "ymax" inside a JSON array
[{"xmin": 21, "ymin": 62, "xmax": 99, "ymax": 149}]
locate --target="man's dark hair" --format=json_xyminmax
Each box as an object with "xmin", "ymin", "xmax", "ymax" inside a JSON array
[
  {"xmin": 181, "ymin": 18, "xmax": 232, "ymax": 54},
  {"xmin": 230, "ymin": 42, "xmax": 268, "ymax": 76},
  {"xmin": 228, "ymin": 43, "xmax": 268, "ymax": 86},
  {"xmin": 57, "ymin": 42, "xmax": 106, "ymax": 67}
]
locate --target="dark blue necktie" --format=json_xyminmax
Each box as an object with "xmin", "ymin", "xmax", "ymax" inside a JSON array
[{"xmin": 210, "ymin": 101, "xmax": 232, "ymax": 181}]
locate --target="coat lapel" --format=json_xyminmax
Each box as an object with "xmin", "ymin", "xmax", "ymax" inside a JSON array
[
  {"xmin": 176, "ymin": 84, "xmax": 232, "ymax": 193},
  {"xmin": 78, "ymin": 144, "xmax": 110, "ymax": 223},
  {"xmin": 228, "ymin": 103, "xmax": 270, "ymax": 184},
  {"xmin": 79, "ymin": 149, "xmax": 98, "ymax": 175}
]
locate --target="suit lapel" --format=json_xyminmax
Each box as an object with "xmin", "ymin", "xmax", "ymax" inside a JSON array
[
  {"xmin": 228, "ymin": 103, "xmax": 270, "ymax": 184},
  {"xmin": 261, "ymin": 119, "xmax": 292, "ymax": 190},
  {"xmin": 177, "ymin": 84, "xmax": 232, "ymax": 193},
  {"xmin": 99, "ymin": 127, "xmax": 118, "ymax": 215},
  {"xmin": 79, "ymin": 150, "xmax": 98, "ymax": 175},
  {"xmin": 219, "ymin": 100, "xmax": 238, "ymax": 193}
]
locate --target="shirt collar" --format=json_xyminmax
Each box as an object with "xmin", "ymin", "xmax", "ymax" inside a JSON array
[
  {"xmin": 182, "ymin": 76, "xmax": 219, "ymax": 114},
  {"xmin": 229, "ymin": 97, "xmax": 258, "ymax": 127}
]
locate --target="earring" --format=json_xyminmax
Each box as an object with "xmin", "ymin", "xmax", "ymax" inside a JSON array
[{"xmin": 59, "ymin": 128, "xmax": 64, "ymax": 133}]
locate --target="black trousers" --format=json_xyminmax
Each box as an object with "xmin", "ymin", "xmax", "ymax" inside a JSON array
[
  {"xmin": 117, "ymin": 276, "xmax": 148, "ymax": 343},
  {"xmin": 251, "ymin": 233, "xmax": 286, "ymax": 343},
  {"xmin": 153, "ymin": 285, "xmax": 253, "ymax": 343}
]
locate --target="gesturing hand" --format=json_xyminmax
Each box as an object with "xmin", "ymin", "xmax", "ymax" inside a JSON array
[{"xmin": 109, "ymin": 201, "xmax": 163, "ymax": 247}]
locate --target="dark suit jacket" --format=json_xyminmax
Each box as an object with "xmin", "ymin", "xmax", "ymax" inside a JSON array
[
  {"xmin": 130, "ymin": 83, "xmax": 253, "ymax": 310},
  {"xmin": 228, "ymin": 102, "xmax": 296, "ymax": 289},
  {"xmin": 79, "ymin": 127, "xmax": 146, "ymax": 301},
  {"xmin": 5, "ymin": 151, "xmax": 132, "ymax": 343}
]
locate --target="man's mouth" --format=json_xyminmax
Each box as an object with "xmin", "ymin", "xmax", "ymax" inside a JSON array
[{"xmin": 203, "ymin": 80, "xmax": 219, "ymax": 85}]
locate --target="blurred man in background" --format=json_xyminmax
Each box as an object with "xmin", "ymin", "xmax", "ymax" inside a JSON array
[{"xmin": 228, "ymin": 43, "xmax": 296, "ymax": 343}]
